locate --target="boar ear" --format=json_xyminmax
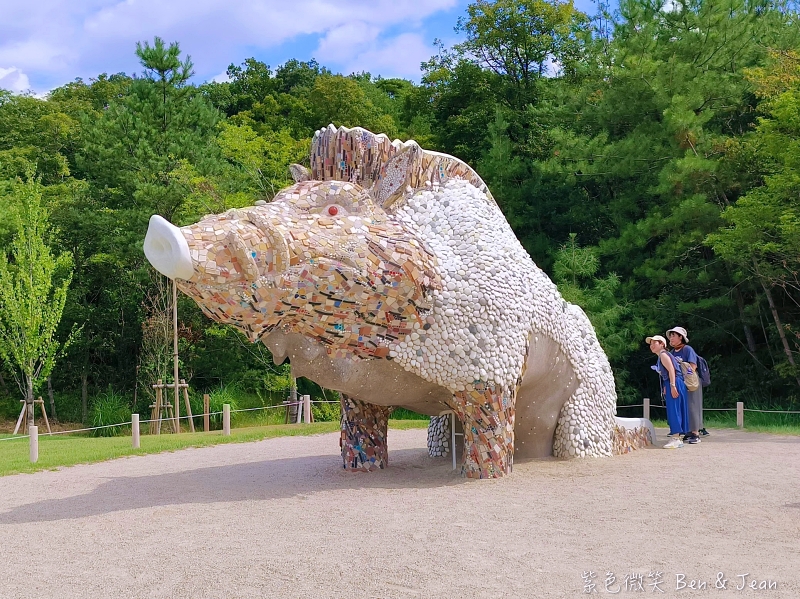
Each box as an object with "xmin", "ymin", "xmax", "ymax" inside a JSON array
[
  {"xmin": 375, "ymin": 142, "xmax": 421, "ymax": 209},
  {"xmin": 289, "ymin": 164, "xmax": 311, "ymax": 183},
  {"xmin": 225, "ymin": 231, "xmax": 260, "ymax": 283}
]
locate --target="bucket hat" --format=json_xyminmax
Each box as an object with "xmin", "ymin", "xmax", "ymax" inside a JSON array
[{"xmin": 665, "ymin": 326, "xmax": 689, "ymax": 342}]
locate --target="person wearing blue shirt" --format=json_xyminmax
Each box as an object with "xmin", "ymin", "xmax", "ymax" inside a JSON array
[
  {"xmin": 667, "ymin": 326, "xmax": 704, "ymax": 444},
  {"xmin": 646, "ymin": 334, "xmax": 689, "ymax": 449}
]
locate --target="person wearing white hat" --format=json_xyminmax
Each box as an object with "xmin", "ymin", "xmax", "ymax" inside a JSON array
[
  {"xmin": 667, "ymin": 326, "xmax": 706, "ymax": 443},
  {"xmin": 647, "ymin": 334, "xmax": 689, "ymax": 448}
]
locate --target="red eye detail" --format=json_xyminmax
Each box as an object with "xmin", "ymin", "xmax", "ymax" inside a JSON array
[{"xmin": 327, "ymin": 205, "xmax": 339, "ymax": 216}]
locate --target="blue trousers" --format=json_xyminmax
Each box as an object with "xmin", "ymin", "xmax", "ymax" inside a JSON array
[{"xmin": 662, "ymin": 379, "xmax": 689, "ymax": 435}]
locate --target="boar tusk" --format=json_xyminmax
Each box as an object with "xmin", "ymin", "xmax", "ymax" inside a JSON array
[{"xmin": 143, "ymin": 215, "xmax": 195, "ymax": 280}]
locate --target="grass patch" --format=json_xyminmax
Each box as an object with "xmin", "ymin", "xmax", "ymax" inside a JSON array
[
  {"xmin": 0, "ymin": 419, "xmax": 429, "ymax": 477},
  {"xmin": 391, "ymin": 407, "xmax": 429, "ymax": 420},
  {"xmin": 385, "ymin": 419, "xmax": 430, "ymax": 430}
]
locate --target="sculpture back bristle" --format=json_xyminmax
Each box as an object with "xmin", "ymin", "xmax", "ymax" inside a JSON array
[{"xmin": 310, "ymin": 124, "xmax": 495, "ymax": 209}]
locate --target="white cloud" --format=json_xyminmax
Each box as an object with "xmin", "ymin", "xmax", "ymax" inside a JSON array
[
  {"xmin": 339, "ymin": 33, "xmax": 437, "ymax": 79},
  {"xmin": 316, "ymin": 22, "xmax": 382, "ymax": 64},
  {"xmin": 0, "ymin": 67, "xmax": 31, "ymax": 93},
  {"xmin": 0, "ymin": 0, "xmax": 460, "ymax": 91},
  {"xmin": 211, "ymin": 71, "xmax": 231, "ymax": 84}
]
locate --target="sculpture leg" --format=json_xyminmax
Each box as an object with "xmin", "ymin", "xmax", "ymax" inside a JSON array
[
  {"xmin": 340, "ymin": 395, "xmax": 393, "ymax": 471},
  {"xmin": 426, "ymin": 414, "xmax": 452, "ymax": 457},
  {"xmin": 552, "ymin": 383, "xmax": 615, "ymax": 458},
  {"xmin": 448, "ymin": 386, "xmax": 515, "ymax": 479}
]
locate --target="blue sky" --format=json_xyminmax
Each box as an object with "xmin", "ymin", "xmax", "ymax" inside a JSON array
[{"xmin": 0, "ymin": 0, "xmax": 601, "ymax": 95}]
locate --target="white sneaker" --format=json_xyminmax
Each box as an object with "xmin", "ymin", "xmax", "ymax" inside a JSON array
[{"xmin": 664, "ymin": 438, "xmax": 684, "ymax": 449}]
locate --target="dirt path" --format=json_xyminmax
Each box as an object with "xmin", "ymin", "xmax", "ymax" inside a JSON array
[{"xmin": 0, "ymin": 427, "xmax": 798, "ymax": 598}]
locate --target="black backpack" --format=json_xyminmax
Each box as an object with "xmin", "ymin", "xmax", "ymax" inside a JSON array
[{"xmin": 697, "ymin": 356, "xmax": 711, "ymax": 387}]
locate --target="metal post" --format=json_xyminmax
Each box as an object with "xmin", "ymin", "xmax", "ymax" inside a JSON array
[
  {"xmin": 132, "ymin": 414, "xmax": 140, "ymax": 449},
  {"xmin": 451, "ymin": 412, "xmax": 457, "ymax": 471},
  {"xmin": 303, "ymin": 395, "xmax": 311, "ymax": 424},
  {"xmin": 29, "ymin": 425, "xmax": 38, "ymax": 463},
  {"xmin": 737, "ymin": 402, "xmax": 744, "ymax": 428},
  {"xmin": 643, "ymin": 398, "xmax": 650, "ymax": 420},
  {"xmin": 173, "ymin": 279, "xmax": 180, "ymax": 433},
  {"xmin": 223, "ymin": 404, "xmax": 231, "ymax": 436}
]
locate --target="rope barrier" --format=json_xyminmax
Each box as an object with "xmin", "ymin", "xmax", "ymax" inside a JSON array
[
  {"xmin": 46, "ymin": 422, "xmax": 134, "ymax": 436},
  {"xmin": 743, "ymin": 408, "xmax": 800, "ymax": 414},
  {"xmin": 4, "ymin": 399, "xmax": 342, "ymax": 438},
  {"xmin": 230, "ymin": 405, "xmax": 287, "ymax": 414},
  {"xmin": 138, "ymin": 411, "xmax": 223, "ymax": 425},
  {"xmin": 5, "ymin": 400, "xmax": 795, "ymax": 440}
]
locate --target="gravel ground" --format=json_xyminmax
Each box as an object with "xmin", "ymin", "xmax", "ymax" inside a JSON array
[{"xmin": 0, "ymin": 427, "xmax": 798, "ymax": 599}]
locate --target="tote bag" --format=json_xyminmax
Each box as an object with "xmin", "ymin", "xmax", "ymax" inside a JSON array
[{"xmin": 680, "ymin": 361, "xmax": 700, "ymax": 391}]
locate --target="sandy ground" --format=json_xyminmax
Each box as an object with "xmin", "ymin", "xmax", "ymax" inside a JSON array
[{"xmin": 0, "ymin": 427, "xmax": 798, "ymax": 599}]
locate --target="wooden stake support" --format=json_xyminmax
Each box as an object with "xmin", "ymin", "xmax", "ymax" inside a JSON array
[
  {"xmin": 13, "ymin": 397, "xmax": 52, "ymax": 435},
  {"xmin": 149, "ymin": 379, "xmax": 194, "ymax": 434},
  {"xmin": 180, "ymin": 379, "xmax": 194, "ymax": 433},
  {"xmin": 150, "ymin": 379, "xmax": 174, "ymax": 434}
]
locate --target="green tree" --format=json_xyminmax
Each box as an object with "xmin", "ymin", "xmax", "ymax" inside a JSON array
[
  {"xmin": 214, "ymin": 122, "xmax": 305, "ymax": 199},
  {"xmin": 419, "ymin": 56, "xmax": 501, "ymax": 163},
  {"xmin": 510, "ymin": 0, "xmax": 800, "ymax": 404},
  {"xmin": 709, "ymin": 50, "xmax": 800, "ymax": 386},
  {"xmin": 455, "ymin": 0, "xmax": 589, "ymax": 109},
  {"xmin": 80, "ymin": 36, "xmax": 222, "ymax": 221},
  {"xmin": 0, "ymin": 91, "xmax": 78, "ymax": 184},
  {"xmin": 308, "ymin": 74, "xmax": 398, "ymax": 136},
  {"xmin": 0, "ymin": 179, "xmax": 76, "ymax": 427},
  {"xmin": 553, "ymin": 234, "xmax": 643, "ymax": 400},
  {"xmin": 59, "ymin": 38, "xmax": 224, "ymax": 410}
]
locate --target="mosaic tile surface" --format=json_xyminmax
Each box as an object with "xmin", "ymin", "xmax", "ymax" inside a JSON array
[
  {"xmin": 612, "ymin": 425, "xmax": 653, "ymax": 455},
  {"xmin": 340, "ymin": 395, "xmax": 393, "ymax": 471},
  {"xmin": 145, "ymin": 125, "xmax": 623, "ymax": 479}
]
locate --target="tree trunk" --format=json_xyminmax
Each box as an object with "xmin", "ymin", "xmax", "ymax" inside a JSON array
[
  {"xmin": 0, "ymin": 369, "xmax": 8, "ymax": 396},
  {"xmin": 755, "ymin": 259, "xmax": 800, "ymax": 387},
  {"xmin": 133, "ymin": 364, "xmax": 139, "ymax": 411},
  {"xmin": 47, "ymin": 376, "xmax": 57, "ymax": 421},
  {"xmin": 81, "ymin": 368, "xmax": 88, "ymax": 423},
  {"xmin": 25, "ymin": 375, "xmax": 34, "ymax": 429},
  {"xmin": 735, "ymin": 288, "xmax": 757, "ymax": 353}
]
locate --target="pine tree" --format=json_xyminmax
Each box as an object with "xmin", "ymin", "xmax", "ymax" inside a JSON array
[{"xmin": 80, "ymin": 36, "xmax": 222, "ymax": 222}]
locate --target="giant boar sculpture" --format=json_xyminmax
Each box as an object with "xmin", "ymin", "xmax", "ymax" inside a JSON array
[{"xmin": 144, "ymin": 125, "xmax": 640, "ymax": 478}]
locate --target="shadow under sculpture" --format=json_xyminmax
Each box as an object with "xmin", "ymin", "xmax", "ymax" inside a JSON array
[{"xmin": 143, "ymin": 124, "xmax": 633, "ymax": 479}]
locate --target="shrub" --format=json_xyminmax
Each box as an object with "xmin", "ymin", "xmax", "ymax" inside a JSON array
[
  {"xmin": 391, "ymin": 408, "xmax": 429, "ymax": 420},
  {"xmin": 311, "ymin": 392, "xmax": 341, "ymax": 422},
  {"xmin": 90, "ymin": 387, "xmax": 132, "ymax": 436},
  {"xmin": 0, "ymin": 394, "xmax": 20, "ymax": 420},
  {"xmin": 190, "ymin": 384, "xmax": 240, "ymax": 430}
]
